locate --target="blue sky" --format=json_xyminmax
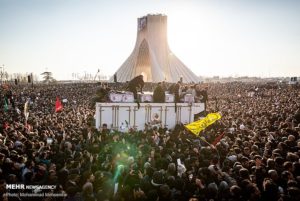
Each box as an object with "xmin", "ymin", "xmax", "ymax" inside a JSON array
[{"xmin": 0, "ymin": 0, "xmax": 299, "ymax": 80}]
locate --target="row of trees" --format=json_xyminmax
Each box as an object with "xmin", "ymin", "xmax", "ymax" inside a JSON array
[
  {"xmin": 41, "ymin": 72, "xmax": 55, "ymax": 83},
  {"xmin": 0, "ymin": 71, "xmax": 55, "ymax": 84}
]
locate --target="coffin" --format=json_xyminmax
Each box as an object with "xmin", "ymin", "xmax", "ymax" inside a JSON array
[
  {"xmin": 138, "ymin": 92, "xmax": 153, "ymax": 103},
  {"xmin": 109, "ymin": 92, "xmax": 134, "ymax": 103},
  {"xmin": 122, "ymin": 92, "xmax": 134, "ymax": 103},
  {"xmin": 184, "ymin": 94, "xmax": 195, "ymax": 103},
  {"xmin": 165, "ymin": 94, "xmax": 174, "ymax": 103}
]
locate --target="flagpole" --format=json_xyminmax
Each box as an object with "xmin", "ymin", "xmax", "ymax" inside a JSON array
[
  {"xmin": 184, "ymin": 112, "xmax": 223, "ymax": 166},
  {"xmin": 197, "ymin": 131, "xmax": 221, "ymax": 166},
  {"xmin": 31, "ymin": 73, "xmax": 33, "ymax": 87}
]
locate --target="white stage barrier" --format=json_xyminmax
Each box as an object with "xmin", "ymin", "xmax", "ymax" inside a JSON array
[{"xmin": 95, "ymin": 102, "xmax": 205, "ymax": 131}]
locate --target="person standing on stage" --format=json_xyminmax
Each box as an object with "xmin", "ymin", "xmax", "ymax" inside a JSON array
[
  {"xmin": 126, "ymin": 75, "xmax": 144, "ymax": 100},
  {"xmin": 153, "ymin": 82, "xmax": 165, "ymax": 103}
]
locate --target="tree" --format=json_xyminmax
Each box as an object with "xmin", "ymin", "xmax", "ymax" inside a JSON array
[{"xmin": 41, "ymin": 71, "xmax": 55, "ymax": 83}]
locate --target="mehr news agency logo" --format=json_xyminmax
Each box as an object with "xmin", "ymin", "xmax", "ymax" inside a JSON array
[{"xmin": 4, "ymin": 184, "xmax": 67, "ymax": 198}]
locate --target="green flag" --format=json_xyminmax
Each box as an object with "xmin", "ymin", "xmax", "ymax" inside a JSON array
[{"xmin": 4, "ymin": 98, "xmax": 8, "ymax": 112}]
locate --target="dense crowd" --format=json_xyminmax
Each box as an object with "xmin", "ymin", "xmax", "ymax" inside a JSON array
[{"xmin": 0, "ymin": 81, "xmax": 300, "ymax": 201}]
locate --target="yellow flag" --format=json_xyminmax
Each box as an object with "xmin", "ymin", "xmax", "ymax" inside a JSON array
[{"xmin": 185, "ymin": 113, "xmax": 221, "ymax": 135}]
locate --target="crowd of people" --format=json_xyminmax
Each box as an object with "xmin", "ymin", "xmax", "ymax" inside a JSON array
[{"xmin": 0, "ymin": 81, "xmax": 300, "ymax": 201}]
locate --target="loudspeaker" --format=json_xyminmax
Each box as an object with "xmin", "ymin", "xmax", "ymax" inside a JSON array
[
  {"xmin": 28, "ymin": 75, "xmax": 31, "ymax": 83},
  {"xmin": 15, "ymin": 79, "xmax": 18, "ymax": 85},
  {"xmin": 114, "ymin": 74, "xmax": 117, "ymax": 82}
]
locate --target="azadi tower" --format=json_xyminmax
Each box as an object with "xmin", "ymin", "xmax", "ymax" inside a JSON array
[{"xmin": 111, "ymin": 14, "xmax": 199, "ymax": 83}]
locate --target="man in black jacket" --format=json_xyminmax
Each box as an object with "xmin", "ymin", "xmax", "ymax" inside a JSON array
[
  {"xmin": 168, "ymin": 81, "xmax": 181, "ymax": 103},
  {"xmin": 126, "ymin": 75, "xmax": 144, "ymax": 100},
  {"xmin": 153, "ymin": 82, "xmax": 165, "ymax": 103}
]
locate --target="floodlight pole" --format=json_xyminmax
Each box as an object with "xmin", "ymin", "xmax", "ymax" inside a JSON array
[{"xmin": 31, "ymin": 73, "xmax": 34, "ymax": 87}]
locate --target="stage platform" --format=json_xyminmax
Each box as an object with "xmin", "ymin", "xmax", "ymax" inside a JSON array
[{"xmin": 95, "ymin": 102, "xmax": 205, "ymax": 131}]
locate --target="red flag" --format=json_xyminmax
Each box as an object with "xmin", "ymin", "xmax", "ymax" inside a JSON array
[
  {"xmin": 25, "ymin": 123, "xmax": 32, "ymax": 131},
  {"xmin": 55, "ymin": 97, "xmax": 63, "ymax": 112},
  {"xmin": 212, "ymin": 132, "xmax": 225, "ymax": 146},
  {"xmin": 4, "ymin": 122, "xmax": 9, "ymax": 130}
]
